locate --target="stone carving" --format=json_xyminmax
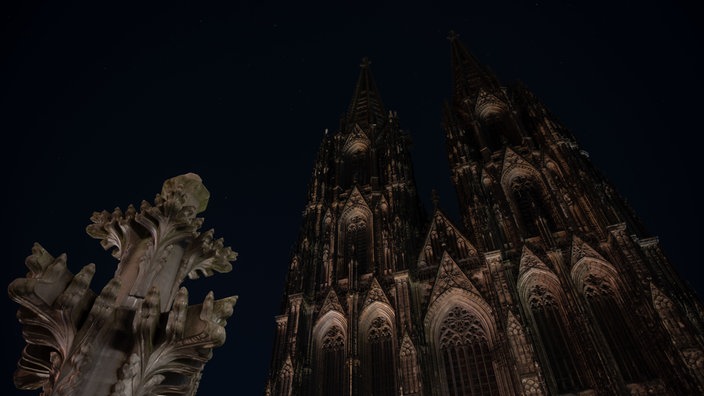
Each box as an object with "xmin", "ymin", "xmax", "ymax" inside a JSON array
[
  {"xmin": 8, "ymin": 173, "xmax": 237, "ymax": 396},
  {"xmin": 570, "ymin": 235, "xmax": 605, "ymax": 266},
  {"xmin": 319, "ymin": 288, "xmax": 345, "ymax": 317},
  {"xmin": 368, "ymin": 317, "xmax": 392, "ymax": 342},
  {"xmin": 474, "ymin": 88, "xmax": 507, "ymax": 118},
  {"xmin": 518, "ymin": 246, "xmax": 550, "ymax": 277},
  {"xmin": 439, "ymin": 306, "xmax": 486, "ymax": 347},
  {"xmin": 419, "ymin": 210, "xmax": 478, "ymax": 267},
  {"xmin": 429, "ymin": 252, "xmax": 481, "ymax": 304},
  {"xmin": 363, "ymin": 277, "xmax": 390, "ymax": 309},
  {"xmin": 501, "ymin": 147, "xmax": 533, "ymax": 181},
  {"xmin": 322, "ymin": 327, "xmax": 345, "ymax": 350}
]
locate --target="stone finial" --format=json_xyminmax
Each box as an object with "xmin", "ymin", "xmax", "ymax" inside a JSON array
[
  {"xmin": 8, "ymin": 173, "xmax": 238, "ymax": 396},
  {"xmin": 160, "ymin": 172, "xmax": 210, "ymax": 214}
]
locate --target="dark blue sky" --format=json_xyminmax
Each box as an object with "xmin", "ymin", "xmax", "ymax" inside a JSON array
[{"xmin": 2, "ymin": 1, "xmax": 702, "ymax": 395}]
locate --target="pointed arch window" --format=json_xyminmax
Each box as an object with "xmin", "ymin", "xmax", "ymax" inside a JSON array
[
  {"xmin": 475, "ymin": 91, "xmax": 521, "ymax": 150},
  {"xmin": 481, "ymin": 114, "xmax": 511, "ymax": 150},
  {"xmin": 510, "ymin": 176, "xmax": 557, "ymax": 236},
  {"xmin": 507, "ymin": 314, "xmax": 533, "ymax": 372},
  {"xmin": 342, "ymin": 146, "xmax": 370, "ymax": 187},
  {"xmin": 363, "ymin": 316, "xmax": 396, "ymax": 396},
  {"xmin": 583, "ymin": 274, "xmax": 652, "ymax": 383},
  {"xmin": 343, "ymin": 215, "xmax": 371, "ymax": 276},
  {"xmin": 439, "ymin": 306, "xmax": 499, "ymax": 396},
  {"xmin": 528, "ymin": 285, "xmax": 585, "ymax": 393},
  {"xmin": 400, "ymin": 338, "xmax": 421, "ymax": 395},
  {"xmin": 316, "ymin": 326, "xmax": 346, "ymax": 396}
]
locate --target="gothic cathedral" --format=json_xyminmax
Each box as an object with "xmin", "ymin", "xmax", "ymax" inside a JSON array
[{"xmin": 264, "ymin": 34, "xmax": 704, "ymax": 395}]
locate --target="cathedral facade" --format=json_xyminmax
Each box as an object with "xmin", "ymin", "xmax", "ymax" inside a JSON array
[{"xmin": 264, "ymin": 34, "xmax": 704, "ymax": 395}]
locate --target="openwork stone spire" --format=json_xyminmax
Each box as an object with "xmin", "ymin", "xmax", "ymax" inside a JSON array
[{"xmin": 8, "ymin": 173, "xmax": 238, "ymax": 396}]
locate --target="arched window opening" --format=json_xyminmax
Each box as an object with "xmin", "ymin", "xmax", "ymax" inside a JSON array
[
  {"xmin": 528, "ymin": 285, "xmax": 585, "ymax": 393},
  {"xmin": 507, "ymin": 314, "xmax": 533, "ymax": 371},
  {"xmin": 343, "ymin": 150, "xmax": 370, "ymax": 187},
  {"xmin": 583, "ymin": 274, "xmax": 652, "ymax": 383},
  {"xmin": 400, "ymin": 339, "xmax": 421, "ymax": 395},
  {"xmin": 481, "ymin": 114, "xmax": 506, "ymax": 151},
  {"xmin": 344, "ymin": 215, "xmax": 370, "ymax": 275},
  {"xmin": 510, "ymin": 176, "xmax": 557, "ymax": 236},
  {"xmin": 439, "ymin": 306, "xmax": 499, "ymax": 396},
  {"xmin": 316, "ymin": 326, "xmax": 345, "ymax": 396},
  {"xmin": 365, "ymin": 316, "xmax": 396, "ymax": 396}
]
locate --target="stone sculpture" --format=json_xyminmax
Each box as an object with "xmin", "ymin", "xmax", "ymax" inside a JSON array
[{"xmin": 9, "ymin": 173, "xmax": 237, "ymax": 395}]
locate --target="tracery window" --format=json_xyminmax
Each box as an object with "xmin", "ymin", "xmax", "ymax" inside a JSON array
[
  {"xmin": 343, "ymin": 150, "xmax": 370, "ymax": 186},
  {"xmin": 364, "ymin": 316, "xmax": 396, "ymax": 396},
  {"xmin": 344, "ymin": 215, "xmax": 370, "ymax": 275},
  {"xmin": 510, "ymin": 176, "xmax": 556, "ymax": 236},
  {"xmin": 439, "ymin": 306, "xmax": 498, "ymax": 396},
  {"xmin": 400, "ymin": 338, "xmax": 421, "ymax": 394},
  {"xmin": 317, "ymin": 326, "xmax": 345, "ymax": 396},
  {"xmin": 507, "ymin": 314, "xmax": 532, "ymax": 370},
  {"xmin": 583, "ymin": 274, "xmax": 652, "ymax": 383},
  {"xmin": 528, "ymin": 285, "xmax": 584, "ymax": 393}
]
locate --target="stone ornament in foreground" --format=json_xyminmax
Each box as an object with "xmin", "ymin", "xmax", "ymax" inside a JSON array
[{"xmin": 8, "ymin": 173, "xmax": 237, "ymax": 396}]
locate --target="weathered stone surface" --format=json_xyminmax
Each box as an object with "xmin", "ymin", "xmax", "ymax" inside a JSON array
[{"xmin": 9, "ymin": 173, "xmax": 237, "ymax": 396}]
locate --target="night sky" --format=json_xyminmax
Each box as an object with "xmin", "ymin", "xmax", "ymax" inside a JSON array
[{"xmin": 2, "ymin": 1, "xmax": 703, "ymax": 395}]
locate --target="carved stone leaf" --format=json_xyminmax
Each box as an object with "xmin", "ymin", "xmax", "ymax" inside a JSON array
[
  {"xmin": 142, "ymin": 291, "xmax": 237, "ymax": 396},
  {"xmin": 86, "ymin": 205, "xmax": 140, "ymax": 259},
  {"xmin": 182, "ymin": 229, "xmax": 237, "ymax": 280},
  {"xmin": 111, "ymin": 289, "xmax": 237, "ymax": 396},
  {"xmin": 51, "ymin": 278, "xmax": 121, "ymax": 396},
  {"xmin": 135, "ymin": 199, "xmax": 203, "ymax": 255},
  {"xmin": 8, "ymin": 245, "xmax": 96, "ymax": 392}
]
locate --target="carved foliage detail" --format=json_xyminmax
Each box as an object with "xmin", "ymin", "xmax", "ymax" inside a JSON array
[
  {"xmin": 111, "ymin": 288, "xmax": 237, "ymax": 396},
  {"xmin": 8, "ymin": 245, "xmax": 97, "ymax": 392},
  {"xmin": 9, "ymin": 174, "xmax": 238, "ymax": 396},
  {"xmin": 86, "ymin": 173, "xmax": 235, "ymax": 310}
]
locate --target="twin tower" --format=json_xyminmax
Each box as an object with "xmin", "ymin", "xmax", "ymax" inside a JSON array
[{"xmin": 264, "ymin": 34, "xmax": 704, "ymax": 396}]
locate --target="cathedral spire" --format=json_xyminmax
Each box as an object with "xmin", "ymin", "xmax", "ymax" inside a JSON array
[
  {"xmin": 448, "ymin": 31, "xmax": 500, "ymax": 101},
  {"xmin": 346, "ymin": 57, "xmax": 387, "ymax": 132},
  {"xmin": 267, "ymin": 37, "xmax": 704, "ymax": 396}
]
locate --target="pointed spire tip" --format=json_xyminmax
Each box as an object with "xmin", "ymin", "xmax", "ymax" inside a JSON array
[
  {"xmin": 360, "ymin": 57, "xmax": 371, "ymax": 68},
  {"xmin": 447, "ymin": 30, "xmax": 459, "ymax": 41}
]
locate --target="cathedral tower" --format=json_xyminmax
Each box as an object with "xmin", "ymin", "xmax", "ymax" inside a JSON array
[
  {"xmin": 266, "ymin": 35, "xmax": 704, "ymax": 396},
  {"xmin": 265, "ymin": 59, "xmax": 427, "ymax": 396}
]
